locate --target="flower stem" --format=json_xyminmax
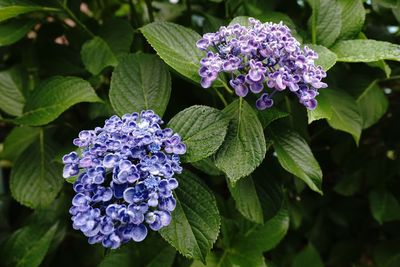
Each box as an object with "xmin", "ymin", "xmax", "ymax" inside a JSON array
[
  {"xmin": 57, "ymin": 1, "xmax": 94, "ymax": 37},
  {"xmin": 220, "ymin": 80, "xmax": 234, "ymax": 94},
  {"xmin": 145, "ymin": 0, "xmax": 155, "ymax": 22},
  {"xmin": 214, "ymin": 88, "xmax": 228, "ymax": 107}
]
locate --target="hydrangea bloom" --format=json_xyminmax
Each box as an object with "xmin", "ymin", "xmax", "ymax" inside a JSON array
[
  {"xmin": 62, "ymin": 110, "xmax": 186, "ymax": 249},
  {"xmin": 196, "ymin": 17, "xmax": 327, "ymax": 110}
]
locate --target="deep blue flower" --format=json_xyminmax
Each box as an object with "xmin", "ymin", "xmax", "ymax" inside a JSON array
[
  {"xmin": 196, "ymin": 17, "xmax": 327, "ymax": 110},
  {"xmin": 62, "ymin": 110, "xmax": 186, "ymax": 249}
]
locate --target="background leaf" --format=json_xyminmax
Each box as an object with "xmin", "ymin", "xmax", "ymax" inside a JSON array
[
  {"xmin": 331, "ymin": 40, "xmax": 400, "ymax": 62},
  {"xmin": 369, "ymin": 190, "xmax": 400, "ymax": 224},
  {"xmin": 167, "ymin": 105, "xmax": 229, "ymax": 162},
  {"xmin": 81, "ymin": 37, "xmax": 118, "ymax": 75},
  {"xmin": 0, "ymin": 19, "xmax": 35, "ymax": 46},
  {"xmin": 337, "ymin": 0, "xmax": 365, "ymax": 40},
  {"xmin": 306, "ymin": 44, "xmax": 337, "ymax": 71},
  {"xmin": 140, "ymin": 22, "xmax": 203, "ymax": 84},
  {"xmin": 109, "ymin": 53, "xmax": 171, "ymax": 117},
  {"xmin": 307, "ymin": 0, "xmax": 342, "ymax": 47},
  {"xmin": 356, "ymin": 81, "xmax": 388, "ymax": 129},
  {"xmin": 269, "ymin": 124, "xmax": 323, "ymax": 194},
  {"xmin": 292, "ymin": 244, "xmax": 324, "ymax": 267},
  {"xmin": 228, "ymin": 176, "xmax": 264, "ymax": 224},
  {"xmin": 1, "ymin": 222, "xmax": 58, "ymax": 267},
  {"xmin": 0, "ymin": 1, "xmax": 58, "ymax": 22},
  {"xmin": 0, "ymin": 126, "xmax": 40, "ymax": 161},
  {"xmin": 322, "ymin": 89, "xmax": 363, "ymax": 144},
  {"xmin": 10, "ymin": 131, "xmax": 63, "ymax": 209},
  {"xmin": 15, "ymin": 76, "xmax": 101, "ymax": 126},
  {"xmin": 160, "ymin": 170, "xmax": 220, "ymax": 263},
  {"xmin": 0, "ymin": 66, "xmax": 26, "ymax": 116},
  {"xmin": 233, "ymin": 208, "xmax": 290, "ymax": 253}
]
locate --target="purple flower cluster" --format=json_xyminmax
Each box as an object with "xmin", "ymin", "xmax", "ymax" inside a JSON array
[
  {"xmin": 196, "ymin": 18, "xmax": 327, "ymax": 110},
  {"xmin": 62, "ymin": 110, "xmax": 186, "ymax": 249}
]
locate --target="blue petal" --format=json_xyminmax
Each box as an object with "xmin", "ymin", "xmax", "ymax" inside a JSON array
[{"xmin": 130, "ymin": 224, "xmax": 148, "ymax": 242}]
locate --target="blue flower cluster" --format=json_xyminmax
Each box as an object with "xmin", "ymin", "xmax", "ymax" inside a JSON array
[
  {"xmin": 62, "ymin": 110, "xmax": 186, "ymax": 249},
  {"xmin": 196, "ymin": 18, "xmax": 327, "ymax": 110}
]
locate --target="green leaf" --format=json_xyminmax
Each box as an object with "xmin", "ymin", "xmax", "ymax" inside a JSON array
[
  {"xmin": 306, "ymin": 44, "xmax": 337, "ymax": 71},
  {"xmin": 0, "ymin": 1, "xmax": 58, "ymax": 22},
  {"xmin": 337, "ymin": 0, "xmax": 365, "ymax": 40},
  {"xmin": 1, "ymin": 222, "xmax": 58, "ymax": 267},
  {"xmin": 356, "ymin": 81, "xmax": 388, "ymax": 129},
  {"xmin": 167, "ymin": 105, "xmax": 229, "ymax": 162},
  {"xmin": 323, "ymin": 89, "xmax": 363, "ymax": 144},
  {"xmin": 98, "ymin": 18, "xmax": 134, "ymax": 58},
  {"xmin": 253, "ymin": 167, "xmax": 284, "ymax": 221},
  {"xmin": 215, "ymin": 99, "xmax": 266, "ymax": 183},
  {"xmin": 0, "ymin": 19, "xmax": 35, "ymax": 46},
  {"xmin": 269, "ymin": 125, "xmax": 323, "ymax": 194},
  {"xmin": 307, "ymin": 89, "xmax": 333, "ymax": 123},
  {"xmin": 369, "ymin": 190, "xmax": 400, "ymax": 224},
  {"xmin": 15, "ymin": 76, "xmax": 101, "ymax": 126},
  {"xmin": 331, "ymin": 40, "xmax": 400, "ymax": 62},
  {"xmin": 160, "ymin": 170, "xmax": 220, "ymax": 262},
  {"xmin": 228, "ymin": 176, "xmax": 264, "ymax": 224},
  {"xmin": 308, "ymin": 0, "xmax": 342, "ymax": 47},
  {"xmin": 192, "ymin": 250, "xmax": 267, "ymax": 267},
  {"xmin": 10, "ymin": 130, "xmax": 63, "ymax": 209},
  {"xmin": 99, "ymin": 235, "xmax": 176, "ymax": 267},
  {"xmin": 0, "ymin": 126, "xmax": 40, "ymax": 161},
  {"xmin": 234, "ymin": 208, "xmax": 290, "ymax": 253},
  {"xmin": 81, "ymin": 37, "xmax": 118, "ymax": 75},
  {"xmin": 140, "ymin": 21, "xmax": 203, "ymax": 84},
  {"xmin": 292, "ymin": 244, "xmax": 324, "ymax": 267},
  {"xmin": 191, "ymin": 157, "xmax": 223, "ymax": 176},
  {"xmin": 0, "ymin": 66, "xmax": 26, "ymax": 116},
  {"xmin": 258, "ymin": 107, "xmax": 289, "ymax": 129},
  {"xmin": 109, "ymin": 53, "xmax": 171, "ymax": 117}
]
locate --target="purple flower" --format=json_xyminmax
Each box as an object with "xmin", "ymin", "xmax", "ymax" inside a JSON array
[
  {"xmin": 62, "ymin": 110, "xmax": 186, "ymax": 249},
  {"xmin": 196, "ymin": 18, "xmax": 327, "ymax": 110}
]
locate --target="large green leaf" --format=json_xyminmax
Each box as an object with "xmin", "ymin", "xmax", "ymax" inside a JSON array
[
  {"xmin": 233, "ymin": 208, "xmax": 290, "ymax": 253},
  {"xmin": 307, "ymin": 0, "xmax": 342, "ymax": 47},
  {"xmin": 167, "ymin": 105, "xmax": 229, "ymax": 162},
  {"xmin": 337, "ymin": 0, "xmax": 365, "ymax": 40},
  {"xmin": 331, "ymin": 39, "xmax": 400, "ymax": 62},
  {"xmin": 160, "ymin": 170, "xmax": 220, "ymax": 263},
  {"xmin": 215, "ymin": 99, "xmax": 266, "ymax": 183},
  {"xmin": 0, "ymin": 19, "xmax": 35, "ymax": 46},
  {"xmin": 369, "ymin": 190, "xmax": 400, "ymax": 224},
  {"xmin": 0, "ymin": 126, "xmax": 40, "ymax": 161},
  {"xmin": 140, "ymin": 22, "xmax": 203, "ymax": 84},
  {"xmin": 292, "ymin": 244, "xmax": 324, "ymax": 267},
  {"xmin": 15, "ymin": 76, "xmax": 101, "ymax": 126},
  {"xmin": 306, "ymin": 44, "xmax": 337, "ymax": 71},
  {"xmin": 228, "ymin": 176, "xmax": 264, "ymax": 224},
  {"xmin": 269, "ymin": 125, "xmax": 323, "ymax": 194},
  {"xmin": 10, "ymin": 130, "xmax": 63, "ymax": 209},
  {"xmin": 1, "ymin": 222, "xmax": 58, "ymax": 267},
  {"xmin": 0, "ymin": 67, "xmax": 26, "ymax": 116},
  {"xmin": 323, "ymin": 89, "xmax": 363, "ymax": 144},
  {"xmin": 356, "ymin": 81, "xmax": 388, "ymax": 129},
  {"xmin": 0, "ymin": 1, "xmax": 58, "ymax": 22},
  {"xmin": 81, "ymin": 37, "xmax": 118, "ymax": 75},
  {"xmin": 109, "ymin": 53, "xmax": 171, "ymax": 117}
]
